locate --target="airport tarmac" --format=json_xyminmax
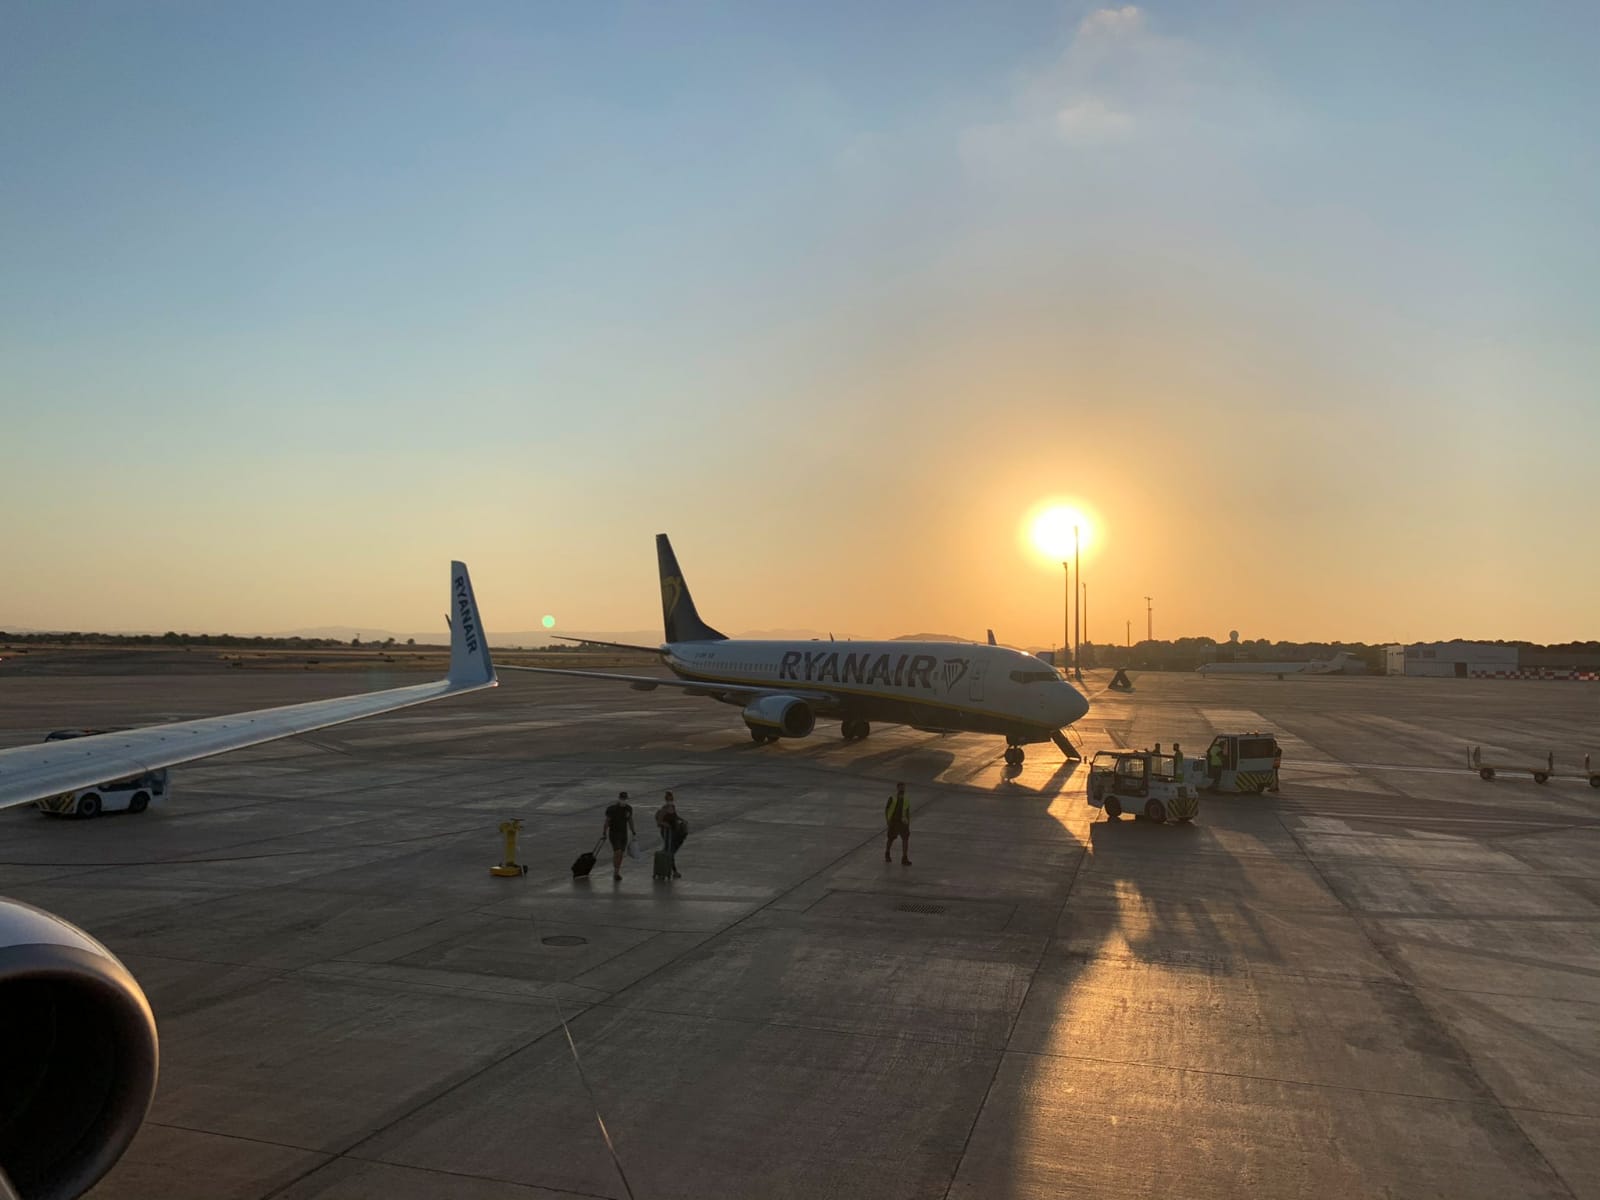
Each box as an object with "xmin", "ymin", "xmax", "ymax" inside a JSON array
[{"xmin": 2, "ymin": 666, "xmax": 1597, "ymax": 1199}]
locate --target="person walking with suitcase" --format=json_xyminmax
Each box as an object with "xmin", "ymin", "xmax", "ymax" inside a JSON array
[
  {"xmin": 885, "ymin": 781, "xmax": 911, "ymax": 865},
  {"xmin": 602, "ymin": 791, "xmax": 636, "ymax": 881},
  {"xmin": 654, "ymin": 791, "xmax": 687, "ymax": 879}
]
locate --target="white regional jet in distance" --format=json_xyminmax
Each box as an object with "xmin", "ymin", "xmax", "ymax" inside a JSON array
[
  {"xmin": 1195, "ymin": 651, "xmax": 1362, "ymax": 680},
  {"xmin": 0, "ymin": 561, "xmax": 496, "ymax": 1200},
  {"xmin": 504, "ymin": 534, "xmax": 1091, "ymax": 765}
]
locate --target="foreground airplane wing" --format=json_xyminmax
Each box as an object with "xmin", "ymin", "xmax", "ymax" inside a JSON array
[{"xmin": 0, "ymin": 561, "xmax": 496, "ymax": 811}]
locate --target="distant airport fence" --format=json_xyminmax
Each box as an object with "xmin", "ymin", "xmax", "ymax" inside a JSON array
[{"xmin": 1469, "ymin": 668, "xmax": 1600, "ymax": 681}]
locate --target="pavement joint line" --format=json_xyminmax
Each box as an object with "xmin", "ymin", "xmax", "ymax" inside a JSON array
[
  {"xmin": 329, "ymin": 1002, "xmax": 603, "ymax": 1169},
  {"xmin": 312, "ymin": 1153, "xmax": 621, "ymax": 1200},
  {"xmin": 940, "ymin": 811, "xmax": 1088, "ymax": 1200},
  {"xmin": 994, "ymin": 1043, "xmax": 1530, "ymax": 1107},
  {"xmin": 139, "ymin": 1118, "xmax": 336, "ymax": 1157},
  {"xmin": 572, "ymin": 999, "xmax": 1028, "ymax": 1053},
  {"xmin": 1276, "ymin": 809, "xmax": 1583, "ymax": 1199}
]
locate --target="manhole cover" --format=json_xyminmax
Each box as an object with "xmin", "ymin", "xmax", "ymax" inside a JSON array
[
  {"xmin": 895, "ymin": 902, "xmax": 946, "ymax": 915},
  {"xmin": 541, "ymin": 935, "xmax": 588, "ymax": 947}
]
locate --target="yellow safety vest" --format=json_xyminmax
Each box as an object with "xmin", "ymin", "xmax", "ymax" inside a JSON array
[{"xmin": 885, "ymin": 794, "xmax": 910, "ymax": 824}]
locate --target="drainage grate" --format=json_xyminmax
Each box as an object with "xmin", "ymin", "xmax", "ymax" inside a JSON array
[
  {"xmin": 895, "ymin": 902, "xmax": 946, "ymax": 916},
  {"xmin": 541, "ymin": 935, "xmax": 588, "ymax": 947}
]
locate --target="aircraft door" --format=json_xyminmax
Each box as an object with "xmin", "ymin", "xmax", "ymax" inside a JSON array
[{"xmin": 969, "ymin": 660, "xmax": 985, "ymax": 702}]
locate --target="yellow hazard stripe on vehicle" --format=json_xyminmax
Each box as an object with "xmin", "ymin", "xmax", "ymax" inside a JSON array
[{"xmin": 1236, "ymin": 772, "xmax": 1272, "ymax": 791}]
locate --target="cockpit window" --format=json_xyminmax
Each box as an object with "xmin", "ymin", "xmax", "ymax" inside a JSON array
[{"xmin": 1009, "ymin": 670, "xmax": 1059, "ymax": 684}]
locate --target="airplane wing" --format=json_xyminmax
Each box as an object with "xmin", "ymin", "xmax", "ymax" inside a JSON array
[
  {"xmin": 0, "ymin": 561, "xmax": 497, "ymax": 811},
  {"xmin": 499, "ymin": 665, "xmax": 833, "ymax": 704},
  {"xmin": 550, "ymin": 634, "xmax": 663, "ymax": 653}
]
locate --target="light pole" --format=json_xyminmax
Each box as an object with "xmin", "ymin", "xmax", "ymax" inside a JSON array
[
  {"xmin": 1073, "ymin": 525, "xmax": 1082, "ymax": 682},
  {"xmin": 1061, "ymin": 562, "xmax": 1070, "ymax": 677}
]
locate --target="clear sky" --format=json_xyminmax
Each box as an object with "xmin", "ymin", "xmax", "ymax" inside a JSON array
[{"xmin": 3, "ymin": 2, "xmax": 1595, "ymax": 645}]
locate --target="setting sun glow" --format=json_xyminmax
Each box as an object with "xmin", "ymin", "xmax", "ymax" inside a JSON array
[{"xmin": 1027, "ymin": 503, "xmax": 1097, "ymax": 564}]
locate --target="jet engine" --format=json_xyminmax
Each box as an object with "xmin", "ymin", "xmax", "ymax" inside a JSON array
[
  {"xmin": 741, "ymin": 694, "xmax": 815, "ymax": 739},
  {"xmin": 0, "ymin": 901, "xmax": 158, "ymax": 1200}
]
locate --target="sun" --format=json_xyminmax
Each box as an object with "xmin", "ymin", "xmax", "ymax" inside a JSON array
[{"xmin": 1026, "ymin": 502, "xmax": 1097, "ymax": 563}]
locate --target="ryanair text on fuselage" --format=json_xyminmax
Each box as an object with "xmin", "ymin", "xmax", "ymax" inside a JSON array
[{"xmin": 774, "ymin": 649, "xmax": 969, "ymax": 693}]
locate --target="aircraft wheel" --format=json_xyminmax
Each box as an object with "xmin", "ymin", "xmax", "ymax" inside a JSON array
[
  {"xmin": 1533, "ymin": 772, "xmax": 1549, "ymax": 785},
  {"xmin": 856, "ymin": 720, "xmax": 869, "ymax": 740},
  {"xmin": 1143, "ymin": 798, "xmax": 1166, "ymax": 823},
  {"xmin": 78, "ymin": 793, "xmax": 101, "ymax": 818},
  {"xmin": 1479, "ymin": 767, "xmax": 1495, "ymax": 781},
  {"xmin": 129, "ymin": 791, "xmax": 150, "ymax": 814},
  {"xmin": 750, "ymin": 727, "xmax": 768, "ymax": 744},
  {"xmin": 1590, "ymin": 775, "xmax": 1600, "ymax": 789},
  {"xmin": 1104, "ymin": 797, "xmax": 1122, "ymax": 819},
  {"xmin": 1004, "ymin": 746, "xmax": 1024, "ymax": 766}
]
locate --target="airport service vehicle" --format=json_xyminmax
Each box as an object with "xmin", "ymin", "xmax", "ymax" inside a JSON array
[
  {"xmin": 33, "ymin": 730, "xmax": 170, "ymax": 817},
  {"xmin": 1196, "ymin": 651, "xmax": 1361, "ymax": 680},
  {"xmin": 504, "ymin": 534, "xmax": 1091, "ymax": 764},
  {"xmin": 1087, "ymin": 750, "xmax": 1199, "ymax": 822},
  {"xmin": 1201, "ymin": 733, "xmax": 1282, "ymax": 793},
  {"xmin": 0, "ymin": 561, "xmax": 496, "ymax": 1200}
]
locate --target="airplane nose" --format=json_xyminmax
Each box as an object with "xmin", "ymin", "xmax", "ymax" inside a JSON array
[{"xmin": 1058, "ymin": 683, "xmax": 1090, "ymax": 725}]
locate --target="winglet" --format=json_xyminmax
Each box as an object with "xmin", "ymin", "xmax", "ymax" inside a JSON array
[{"xmin": 448, "ymin": 561, "xmax": 497, "ymax": 688}]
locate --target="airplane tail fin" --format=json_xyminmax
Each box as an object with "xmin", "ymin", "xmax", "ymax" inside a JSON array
[
  {"xmin": 447, "ymin": 561, "xmax": 497, "ymax": 688},
  {"xmin": 656, "ymin": 534, "xmax": 726, "ymax": 643}
]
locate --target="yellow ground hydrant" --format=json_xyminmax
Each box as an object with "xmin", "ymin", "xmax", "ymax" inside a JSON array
[{"xmin": 490, "ymin": 818, "xmax": 528, "ymax": 877}]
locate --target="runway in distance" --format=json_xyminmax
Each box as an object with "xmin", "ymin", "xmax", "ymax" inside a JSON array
[
  {"xmin": 0, "ymin": 562, "xmax": 496, "ymax": 1200},
  {"xmin": 504, "ymin": 534, "xmax": 1091, "ymax": 765},
  {"xmin": 1195, "ymin": 651, "xmax": 1362, "ymax": 680}
]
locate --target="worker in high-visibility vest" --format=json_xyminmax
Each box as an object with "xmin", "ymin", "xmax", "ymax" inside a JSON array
[
  {"xmin": 884, "ymin": 782, "xmax": 911, "ymax": 865},
  {"xmin": 1207, "ymin": 740, "xmax": 1224, "ymax": 784}
]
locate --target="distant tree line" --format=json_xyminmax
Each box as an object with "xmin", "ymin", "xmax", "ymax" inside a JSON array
[
  {"xmin": 0, "ymin": 631, "xmax": 427, "ymax": 650},
  {"xmin": 1064, "ymin": 637, "xmax": 1600, "ymax": 672}
]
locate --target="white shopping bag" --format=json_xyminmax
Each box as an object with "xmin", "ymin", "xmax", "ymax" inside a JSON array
[{"xmin": 626, "ymin": 838, "xmax": 640, "ymax": 860}]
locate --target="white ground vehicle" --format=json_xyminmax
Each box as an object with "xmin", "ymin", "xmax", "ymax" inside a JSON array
[
  {"xmin": 33, "ymin": 730, "xmax": 170, "ymax": 817},
  {"xmin": 1087, "ymin": 750, "xmax": 1199, "ymax": 823},
  {"xmin": 1200, "ymin": 733, "xmax": 1282, "ymax": 793}
]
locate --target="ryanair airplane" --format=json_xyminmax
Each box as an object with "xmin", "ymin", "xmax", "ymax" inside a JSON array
[{"xmin": 504, "ymin": 535, "xmax": 1090, "ymax": 766}]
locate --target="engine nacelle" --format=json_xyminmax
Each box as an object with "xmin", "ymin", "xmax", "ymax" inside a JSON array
[
  {"xmin": 741, "ymin": 694, "xmax": 815, "ymax": 739},
  {"xmin": 0, "ymin": 901, "xmax": 158, "ymax": 1200}
]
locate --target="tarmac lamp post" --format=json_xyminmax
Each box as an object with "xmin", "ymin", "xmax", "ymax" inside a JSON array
[
  {"xmin": 1073, "ymin": 525, "xmax": 1083, "ymax": 683},
  {"xmin": 1061, "ymin": 561, "xmax": 1070, "ymax": 678}
]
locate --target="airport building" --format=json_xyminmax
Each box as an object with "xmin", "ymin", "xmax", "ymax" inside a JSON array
[
  {"xmin": 1385, "ymin": 642, "xmax": 1600, "ymax": 680},
  {"xmin": 1386, "ymin": 643, "xmax": 1516, "ymax": 677}
]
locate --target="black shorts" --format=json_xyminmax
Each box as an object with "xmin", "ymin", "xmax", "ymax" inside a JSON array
[
  {"xmin": 608, "ymin": 830, "xmax": 629, "ymax": 850},
  {"xmin": 887, "ymin": 820, "xmax": 909, "ymax": 838}
]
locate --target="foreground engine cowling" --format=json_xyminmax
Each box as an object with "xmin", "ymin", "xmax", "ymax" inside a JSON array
[
  {"xmin": 741, "ymin": 694, "xmax": 815, "ymax": 739},
  {"xmin": 0, "ymin": 901, "xmax": 158, "ymax": 1200}
]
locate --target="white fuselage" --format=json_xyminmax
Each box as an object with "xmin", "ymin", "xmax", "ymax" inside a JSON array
[{"xmin": 662, "ymin": 639, "xmax": 1088, "ymax": 739}]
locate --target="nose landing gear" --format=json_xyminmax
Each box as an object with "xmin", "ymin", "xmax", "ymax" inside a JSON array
[{"xmin": 1003, "ymin": 744, "xmax": 1025, "ymax": 767}]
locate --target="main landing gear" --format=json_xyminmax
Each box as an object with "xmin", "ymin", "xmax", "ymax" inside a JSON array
[
  {"xmin": 750, "ymin": 727, "xmax": 779, "ymax": 745},
  {"xmin": 1003, "ymin": 744, "xmax": 1026, "ymax": 767},
  {"xmin": 840, "ymin": 719, "xmax": 871, "ymax": 742}
]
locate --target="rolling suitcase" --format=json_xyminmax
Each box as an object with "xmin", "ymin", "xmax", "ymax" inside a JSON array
[
  {"xmin": 653, "ymin": 848, "xmax": 675, "ymax": 880},
  {"xmin": 572, "ymin": 837, "xmax": 604, "ymax": 879}
]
